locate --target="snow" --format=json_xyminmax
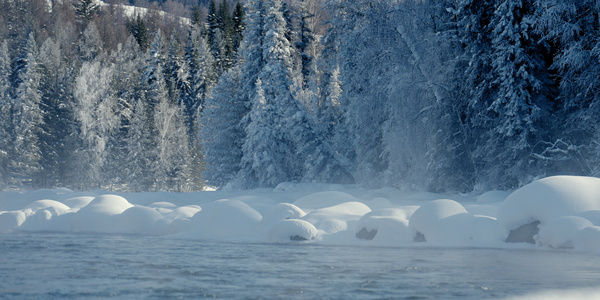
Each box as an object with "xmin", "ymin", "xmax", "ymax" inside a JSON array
[
  {"xmin": 497, "ymin": 176, "xmax": 600, "ymax": 231},
  {"xmin": 71, "ymin": 194, "xmax": 134, "ymax": 233},
  {"xmin": 3, "ymin": 175, "xmax": 600, "ymax": 252}
]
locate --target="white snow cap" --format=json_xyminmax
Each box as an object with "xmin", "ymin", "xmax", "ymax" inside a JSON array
[{"xmin": 498, "ymin": 176, "xmax": 600, "ymax": 230}]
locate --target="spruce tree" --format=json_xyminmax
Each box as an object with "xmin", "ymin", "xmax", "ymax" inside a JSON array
[
  {"xmin": 202, "ymin": 66, "xmax": 245, "ymax": 187},
  {"xmin": 11, "ymin": 32, "xmax": 44, "ymax": 188},
  {"xmin": 0, "ymin": 40, "xmax": 11, "ymax": 188}
]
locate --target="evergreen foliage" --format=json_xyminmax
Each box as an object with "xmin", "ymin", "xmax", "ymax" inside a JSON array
[{"xmin": 3, "ymin": 0, "xmax": 600, "ymax": 193}]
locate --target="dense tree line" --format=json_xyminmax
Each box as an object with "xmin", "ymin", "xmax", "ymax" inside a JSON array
[
  {"xmin": 2, "ymin": 0, "xmax": 600, "ymax": 192},
  {"xmin": 203, "ymin": 0, "xmax": 600, "ymax": 192},
  {"xmin": 0, "ymin": 0, "xmax": 243, "ymax": 191}
]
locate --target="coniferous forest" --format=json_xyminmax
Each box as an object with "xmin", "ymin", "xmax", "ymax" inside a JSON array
[{"xmin": 0, "ymin": 0, "xmax": 599, "ymax": 193}]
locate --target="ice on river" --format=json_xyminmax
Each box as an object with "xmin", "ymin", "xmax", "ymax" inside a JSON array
[{"xmin": 3, "ymin": 175, "xmax": 600, "ymax": 252}]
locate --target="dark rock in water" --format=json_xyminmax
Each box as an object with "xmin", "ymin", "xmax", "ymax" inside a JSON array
[
  {"xmin": 505, "ymin": 221, "xmax": 540, "ymax": 244},
  {"xmin": 414, "ymin": 232, "xmax": 426, "ymax": 242},
  {"xmin": 356, "ymin": 227, "xmax": 378, "ymax": 240},
  {"xmin": 290, "ymin": 235, "xmax": 308, "ymax": 241}
]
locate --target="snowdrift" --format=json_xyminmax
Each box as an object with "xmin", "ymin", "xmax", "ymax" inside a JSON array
[{"xmin": 3, "ymin": 175, "xmax": 600, "ymax": 252}]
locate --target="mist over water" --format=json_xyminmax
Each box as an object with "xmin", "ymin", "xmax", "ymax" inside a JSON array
[{"xmin": 1, "ymin": 232, "xmax": 599, "ymax": 299}]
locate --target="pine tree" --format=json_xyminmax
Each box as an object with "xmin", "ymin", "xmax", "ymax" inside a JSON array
[
  {"xmin": 37, "ymin": 37, "xmax": 75, "ymax": 188},
  {"xmin": 475, "ymin": 0, "xmax": 551, "ymax": 188},
  {"xmin": 232, "ymin": 2, "xmax": 245, "ymax": 56},
  {"xmin": 10, "ymin": 32, "xmax": 44, "ymax": 188},
  {"xmin": 202, "ymin": 66, "xmax": 245, "ymax": 187},
  {"xmin": 186, "ymin": 28, "xmax": 216, "ymax": 121},
  {"xmin": 106, "ymin": 36, "xmax": 144, "ymax": 189},
  {"xmin": 236, "ymin": 78, "xmax": 288, "ymax": 188},
  {"xmin": 125, "ymin": 91, "xmax": 157, "ymax": 192},
  {"xmin": 535, "ymin": 0, "xmax": 600, "ymax": 176},
  {"xmin": 0, "ymin": 40, "xmax": 11, "ymax": 188},
  {"xmin": 74, "ymin": 0, "xmax": 98, "ymax": 24}
]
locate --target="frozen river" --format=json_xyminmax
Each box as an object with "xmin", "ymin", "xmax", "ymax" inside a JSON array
[{"xmin": 1, "ymin": 233, "xmax": 599, "ymax": 299}]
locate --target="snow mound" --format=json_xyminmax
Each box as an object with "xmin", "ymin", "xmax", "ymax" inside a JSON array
[
  {"xmin": 148, "ymin": 202, "xmax": 177, "ymax": 208},
  {"xmin": 408, "ymin": 199, "xmax": 504, "ymax": 243},
  {"xmin": 20, "ymin": 200, "xmax": 73, "ymax": 232},
  {"xmin": 302, "ymin": 201, "xmax": 371, "ymax": 233},
  {"xmin": 576, "ymin": 210, "xmax": 600, "ymax": 226},
  {"xmin": 259, "ymin": 203, "xmax": 306, "ymax": 231},
  {"xmin": 574, "ymin": 226, "xmax": 600, "ymax": 252},
  {"xmin": 355, "ymin": 208, "xmax": 411, "ymax": 243},
  {"xmin": 267, "ymin": 219, "xmax": 318, "ymax": 242},
  {"xmin": 113, "ymin": 206, "xmax": 164, "ymax": 235},
  {"xmin": 191, "ymin": 199, "xmax": 262, "ymax": 240},
  {"xmin": 293, "ymin": 191, "xmax": 359, "ymax": 210},
  {"xmin": 166, "ymin": 206, "xmax": 201, "ymax": 220},
  {"xmin": 0, "ymin": 211, "xmax": 27, "ymax": 233},
  {"xmin": 60, "ymin": 196, "xmax": 95, "ymax": 210},
  {"xmin": 166, "ymin": 218, "xmax": 194, "ymax": 234},
  {"xmin": 536, "ymin": 216, "xmax": 594, "ymax": 249},
  {"xmin": 71, "ymin": 195, "xmax": 134, "ymax": 233},
  {"xmin": 24, "ymin": 200, "xmax": 70, "ymax": 214},
  {"xmin": 498, "ymin": 176, "xmax": 600, "ymax": 231}
]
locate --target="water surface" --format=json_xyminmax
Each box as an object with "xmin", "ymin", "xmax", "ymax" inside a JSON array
[{"xmin": 1, "ymin": 233, "xmax": 598, "ymax": 299}]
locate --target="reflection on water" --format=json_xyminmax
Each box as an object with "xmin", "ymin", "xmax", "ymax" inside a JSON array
[{"xmin": 0, "ymin": 232, "xmax": 599, "ymax": 299}]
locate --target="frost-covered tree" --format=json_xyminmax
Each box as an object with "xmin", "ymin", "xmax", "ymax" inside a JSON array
[
  {"xmin": 186, "ymin": 28, "xmax": 216, "ymax": 120},
  {"xmin": 37, "ymin": 37, "xmax": 75, "ymax": 188},
  {"xmin": 202, "ymin": 66, "xmax": 245, "ymax": 187},
  {"xmin": 325, "ymin": 0, "xmax": 392, "ymax": 187},
  {"xmin": 165, "ymin": 34, "xmax": 189, "ymax": 102},
  {"xmin": 472, "ymin": 0, "xmax": 552, "ymax": 188},
  {"xmin": 232, "ymin": 0, "xmax": 320, "ymax": 188},
  {"xmin": 125, "ymin": 91, "xmax": 157, "ymax": 192},
  {"xmin": 79, "ymin": 22, "xmax": 104, "ymax": 62},
  {"xmin": 535, "ymin": 0, "xmax": 600, "ymax": 176},
  {"xmin": 153, "ymin": 89, "xmax": 195, "ymax": 192},
  {"xmin": 0, "ymin": 40, "xmax": 12, "ymax": 188},
  {"xmin": 105, "ymin": 36, "xmax": 144, "ymax": 188},
  {"xmin": 235, "ymin": 78, "xmax": 288, "ymax": 188},
  {"xmin": 11, "ymin": 32, "xmax": 44, "ymax": 188},
  {"xmin": 73, "ymin": 60, "xmax": 119, "ymax": 189},
  {"xmin": 74, "ymin": 0, "xmax": 98, "ymax": 24}
]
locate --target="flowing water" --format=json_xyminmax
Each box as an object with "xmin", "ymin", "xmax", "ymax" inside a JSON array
[{"xmin": 1, "ymin": 232, "xmax": 599, "ymax": 299}]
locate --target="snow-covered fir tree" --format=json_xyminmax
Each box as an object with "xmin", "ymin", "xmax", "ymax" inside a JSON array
[
  {"xmin": 202, "ymin": 66, "xmax": 245, "ymax": 187},
  {"xmin": 10, "ymin": 32, "xmax": 44, "ymax": 188},
  {"xmin": 37, "ymin": 37, "xmax": 75, "ymax": 188},
  {"xmin": 105, "ymin": 36, "xmax": 143, "ymax": 188},
  {"xmin": 235, "ymin": 78, "xmax": 288, "ymax": 187},
  {"xmin": 476, "ymin": 0, "xmax": 551, "ymax": 188},
  {"xmin": 0, "ymin": 40, "xmax": 11, "ymax": 188},
  {"xmin": 534, "ymin": 0, "xmax": 600, "ymax": 176},
  {"xmin": 73, "ymin": 60, "xmax": 119, "ymax": 190}
]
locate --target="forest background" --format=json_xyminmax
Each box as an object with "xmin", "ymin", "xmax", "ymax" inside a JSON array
[{"xmin": 0, "ymin": 0, "xmax": 598, "ymax": 193}]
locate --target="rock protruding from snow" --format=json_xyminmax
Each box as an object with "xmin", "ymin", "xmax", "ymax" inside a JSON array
[
  {"xmin": 267, "ymin": 219, "xmax": 318, "ymax": 242},
  {"xmin": 355, "ymin": 209, "xmax": 411, "ymax": 243},
  {"xmin": 408, "ymin": 199, "xmax": 505, "ymax": 243}
]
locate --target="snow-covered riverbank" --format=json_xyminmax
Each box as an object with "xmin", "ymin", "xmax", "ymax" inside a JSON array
[{"xmin": 2, "ymin": 176, "xmax": 600, "ymax": 252}]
